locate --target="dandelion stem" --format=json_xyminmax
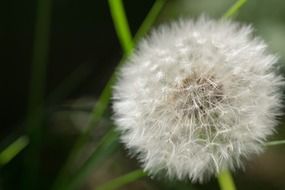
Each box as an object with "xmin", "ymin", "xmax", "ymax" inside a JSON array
[
  {"xmin": 223, "ymin": 0, "xmax": 247, "ymax": 18},
  {"xmin": 96, "ymin": 169, "xmax": 146, "ymax": 190},
  {"xmin": 217, "ymin": 170, "xmax": 236, "ymax": 190}
]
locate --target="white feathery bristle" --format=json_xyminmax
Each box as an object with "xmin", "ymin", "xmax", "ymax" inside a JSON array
[{"xmin": 112, "ymin": 16, "xmax": 284, "ymax": 182}]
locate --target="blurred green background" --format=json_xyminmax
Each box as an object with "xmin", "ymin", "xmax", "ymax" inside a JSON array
[{"xmin": 1, "ymin": 0, "xmax": 285, "ymax": 189}]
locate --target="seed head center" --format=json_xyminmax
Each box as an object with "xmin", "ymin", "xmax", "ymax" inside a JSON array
[{"xmin": 171, "ymin": 74, "xmax": 224, "ymax": 120}]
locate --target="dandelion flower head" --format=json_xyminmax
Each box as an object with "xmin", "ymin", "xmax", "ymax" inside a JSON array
[{"xmin": 112, "ymin": 17, "xmax": 283, "ymax": 182}]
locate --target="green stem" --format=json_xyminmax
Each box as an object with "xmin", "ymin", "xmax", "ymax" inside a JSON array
[
  {"xmin": 24, "ymin": 0, "xmax": 52, "ymax": 188},
  {"xmin": 47, "ymin": 63, "xmax": 93, "ymax": 104},
  {"xmin": 217, "ymin": 170, "xmax": 236, "ymax": 190},
  {"xmin": 96, "ymin": 169, "xmax": 146, "ymax": 190},
  {"xmin": 108, "ymin": 0, "xmax": 133, "ymax": 55},
  {"xmin": 266, "ymin": 140, "xmax": 285, "ymax": 146},
  {"xmin": 0, "ymin": 136, "xmax": 29, "ymax": 167},
  {"xmin": 223, "ymin": 0, "xmax": 247, "ymax": 18},
  {"xmin": 133, "ymin": 0, "xmax": 166, "ymax": 42},
  {"xmin": 64, "ymin": 129, "xmax": 119, "ymax": 190}
]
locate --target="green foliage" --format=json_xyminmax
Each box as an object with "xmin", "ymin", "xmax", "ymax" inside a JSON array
[
  {"xmin": 0, "ymin": 136, "xmax": 29, "ymax": 167},
  {"xmin": 64, "ymin": 129, "xmax": 119, "ymax": 190},
  {"xmin": 223, "ymin": 0, "xmax": 247, "ymax": 18},
  {"xmin": 266, "ymin": 140, "xmax": 285, "ymax": 146},
  {"xmin": 24, "ymin": 0, "xmax": 53, "ymax": 188},
  {"xmin": 96, "ymin": 169, "xmax": 146, "ymax": 190},
  {"xmin": 108, "ymin": 0, "xmax": 133, "ymax": 55}
]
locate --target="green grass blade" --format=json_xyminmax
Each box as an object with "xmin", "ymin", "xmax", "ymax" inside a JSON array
[
  {"xmin": 0, "ymin": 136, "xmax": 29, "ymax": 167},
  {"xmin": 96, "ymin": 169, "xmax": 146, "ymax": 190},
  {"xmin": 134, "ymin": 0, "xmax": 166, "ymax": 42},
  {"xmin": 223, "ymin": 0, "xmax": 247, "ymax": 18},
  {"xmin": 52, "ymin": 1, "xmax": 167, "ymax": 189},
  {"xmin": 23, "ymin": 0, "xmax": 52, "ymax": 188},
  {"xmin": 64, "ymin": 129, "xmax": 119, "ymax": 190},
  {"xmin": 266, "ymin": 140, "xmax": 285, "ymax": 146},
  {"xmin": 108, "ymin": 0, "xmax": 133, "ymax": 55},
  {"xmin": 47, "ymin": 63, "xmax": 93, "ymax": 104},
  {"xmin": 217, "ymin": 170, "xmax": 236, "ymax": 190},
  {"xmin": 50, "ymin": 55, "xmax": 128, "ymax": 190}
]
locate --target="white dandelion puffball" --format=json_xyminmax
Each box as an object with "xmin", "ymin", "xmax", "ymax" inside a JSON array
[{"xmin": 112, "ymin": 17, "xmax": 283, "ymax": 182}]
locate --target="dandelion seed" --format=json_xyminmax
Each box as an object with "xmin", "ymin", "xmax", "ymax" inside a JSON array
[{"xmin": 112, "ymin": 16, "xmax": 283, "ymax": 182}]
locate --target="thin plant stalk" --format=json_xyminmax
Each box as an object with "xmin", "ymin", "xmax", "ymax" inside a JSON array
[
  {"xmin": 64, "ymin": 129, "xmax": 119, "ymax": 190},
  {"xmin": 47, "ymin": 63, "xmax": 93, "ymax": 104},
  {"xmin": 266, "ymin": 140, "xmax": 285, "ymax": 146},
  {"xmin": 223, "ymin": 0, "xmax": 247, "ymax": 18},
  {"xmin": 217, "ymin": 170, "xmax": 236, "ymax": 190},
  {"xmin": 96, "ymin": 169, "xmax": 146, "ymax": 190},
  {"xmin": 133, "ymin": 0, "xmax": 166, "ymax": 42},
  {"xmin": 23, "ymin": 0, "xmax": 52, "ymax": 188},
  {"xmin": 0, "ymin": 136, "xmax": 29, "ymax": 167},
  {"xmin": 108, "ymin": 0, "xmax": 133, "ymax": 55}
]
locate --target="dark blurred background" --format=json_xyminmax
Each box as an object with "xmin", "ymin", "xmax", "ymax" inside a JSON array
[{"xmin": 1, "ymin": 0, "xmax": 285, "ymax": 189}]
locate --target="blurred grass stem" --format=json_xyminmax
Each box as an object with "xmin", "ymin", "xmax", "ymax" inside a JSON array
[
  {"xmin": 266, "ymin": 140, "xmax": 285, "ymax": 146},
  {"xmin": 0, "ymin": 136, "xmax": 29, "ymax": 167},
  {"xmin": 133, "ymin": 0, "xmax": 166, "ymax": 42},
  {"xmin": 64, "ymin": 129, "xmax": 119, "ymax": 190},
  {"xmin": 96, "ymin": 169, "xmax": 146, "ymax": 190},
  {"xmin": 223, "ymin": 0, "xmax": 247, "ymax": 18},
  {"xmin": 23, "ymin": 0, "xmax": 52, "ymax": 188}
]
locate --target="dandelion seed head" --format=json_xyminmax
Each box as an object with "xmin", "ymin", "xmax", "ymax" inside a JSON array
[{"xmin": 112, "ymin": 17, "xmax": 283, "ymax": 182}]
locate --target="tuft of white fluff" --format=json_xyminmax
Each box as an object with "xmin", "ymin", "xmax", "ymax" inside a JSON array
[{"xmin": 112, "ymin": 17, "xmax": 283, "ymax": 182}]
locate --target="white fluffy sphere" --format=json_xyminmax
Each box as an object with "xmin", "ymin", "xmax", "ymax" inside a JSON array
[{"xmin": 112, "ymin": 17, "xmax": 283, "ymax": 182}]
